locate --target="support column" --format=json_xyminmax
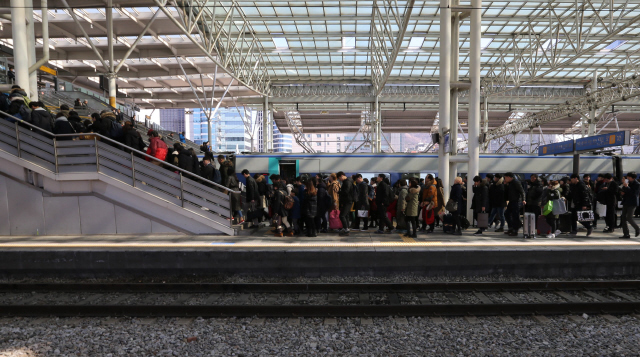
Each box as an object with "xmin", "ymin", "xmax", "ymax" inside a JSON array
[
  {"xmin": 372, "ymin": 97, "xmax": 379, "ymax": 153},
  {"xmin": 376, "ymin": 98, "xmax": 382, "ymax": 152},
  {"xmin": 588, "ymin": 71, "xmax": 597, "ymax": 136},
  {"xmin": 106, "ymin": 0, "xmax": 116, "ymax": 108},
  {"xmin": 438, "ymin": 0, "xmax": 451, "ymax": 200},
  {"xmin": 207, "ymin": 111, "xmax": 213, "ymax": 147},
  {"xmin": 467, "ymin": 0, "xmax": 481, "ymax": 220},
  {"xmin": 11, "ymin": 0, "xmax": 29, "ymax": 97},
  {"xmin": 448, "ymin": 2, "xmax": 460, "ymax": 186},
  {"xmin": 482, "ymin": 96, "xmax": 488, "ymax": 152},
  {"xmin": 25, "ymin": 0, "xmax": 37, "ymax": 100},
  {"xmin": 263, "ymin": 96, "xmax": 269, "ymax": 153}
]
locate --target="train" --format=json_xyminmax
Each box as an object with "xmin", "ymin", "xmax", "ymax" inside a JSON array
[{"xmin": 231, "ymin": 153, "xmax": 636, "ymax": 183}]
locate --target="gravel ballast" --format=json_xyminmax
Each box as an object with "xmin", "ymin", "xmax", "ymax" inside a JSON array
[{"xmin": 1, "ymin": 315, "xmax": 639, "ymax": 356}]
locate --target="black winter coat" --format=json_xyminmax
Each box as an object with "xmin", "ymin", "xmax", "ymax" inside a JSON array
[
  {"xmin": 123, "ymin": 128, "xmax": 143, "ymax": 152},
  {"xmin": 339, "ymin": 178, "xmax": 354, "ymax": 204},
  {"xmin": 471, "ymin": 183, "xmax": 489, "ymax": 212},
  {"xmin": 28, "ymin": 108, "xmax": 54, "ymax": 133},
  {"xmin": 53, "ymin": 118, "xmax": 75, "ymax": 139},
  {"xmin": 507, "ymin": 179, "xmax": 525, "ymax": 206},
  {"xmin": 356, "ymin": 181, "xmax": 369, "ymax": 209},
  {"xmin": 67, "ymin": 114, "xmax": 85, "ymax": 133},
  {"xmin": 489, "ymin": 179, "xmax": 506, "ymax": 208},
  {"xmin": 200, "ymin": 163, "xmax": 214, "ymax": 183},
  {"xmin": 316, "ymin": 181, "xmax": 330, "ymax": 214},
  {"xmin": 568, "ymin": 180, "xmax": 592, "ymax": 209},
  {"xmin": 191, "ymin": 155, "xmax": 200, "ymax": 176},
  {"xmin": 271, "ymin": 183, "xmax": 288, "ymax": 217},
  {"xmin": 621, "ymin": 180, "xmax": 640, "ymax": 207},
  {"xmin": 245, "ymin": 175, "xmax": 259, "ymax": 202},
  {"xmin": 604, "ymin": 181, "xmax": 619, "ymax": 205},
  {"xmin": 450, "ymin": 183, "xmax": 464, "ymax": 214},
  {"xmin": 525, "ymin": 180, "xmax": 544, "ymax": 209},
  {"xmin": 226, "ymin": 175, "xmax": 242, "ymax": 212},
  {"xmin": 303, "ymin": 192, "xmax": 318, "ymax": 217}
]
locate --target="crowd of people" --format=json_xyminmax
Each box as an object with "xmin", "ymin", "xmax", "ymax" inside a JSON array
[{"xmin": 238, "ymin": 170, "xmax": 640, "ymax": 240}]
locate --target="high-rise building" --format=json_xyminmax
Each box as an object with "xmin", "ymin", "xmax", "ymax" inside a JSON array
[
  {"xmin": 159, "ymin": 109, "xmax": 185, "ymax": 133},
  {"xmin": 257, "ymin": 111, "xmax": 293, "ymax": 153},
  {"xmin": 190, "ymin": 108, "xmax": 211, "ymax": 145}
]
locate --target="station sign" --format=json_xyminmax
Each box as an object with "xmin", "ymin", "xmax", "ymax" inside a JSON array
[
  {"xmin": 39, "ymin": 66, "xmax": 57, "ymax": 76},
  {"xmin": 575, "ymin": 130, "xmax": 630, "ymax": 152},
  {"xmin": 538, "ymin": 140, "xmax": 574, "ymax": 156}
]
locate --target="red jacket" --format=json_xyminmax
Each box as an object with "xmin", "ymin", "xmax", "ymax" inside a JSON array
[{"xmin": 146, "ymin": 137, "xmax": 168, "ymax": 161}]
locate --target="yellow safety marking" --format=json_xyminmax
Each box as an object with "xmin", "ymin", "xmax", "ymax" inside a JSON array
[
  {"xmin": 400, "ymin": 234, "xmax": 416, "ymax": 243},
  {"xmin": 0, "ymin": 241, "xmax": 639, "ymax": 248}
]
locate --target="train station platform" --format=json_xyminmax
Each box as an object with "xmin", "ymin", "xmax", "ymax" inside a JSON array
[{"xmin": 1, "ymin": 226, "xmax": 640, "ymax": 278}]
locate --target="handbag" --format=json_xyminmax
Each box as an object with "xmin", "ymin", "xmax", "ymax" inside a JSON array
[
  {"xmin": 445, "ymin": 198, "xmax": 457, "ymax": 212},
  {"xmin": 477, "ymin": 212, "xmax": 489, "ymax": 228},
  {"xmin": 542, "ymin": 200, "xmax": 553, "ymax": 216},
  {"xmin": 357, "ymin": 210, "xmax": 369, "ymax": 218},
  {"xmin": 596, "ymin": 202, "xmax": 607, "ymax": 216},
  {"xmin": 577, "ymin": 210, "xmax": 594, "ymax": 222},
  {"xmin": 551, "ymin": 199, "xmax": 567, "ymax": 215}
]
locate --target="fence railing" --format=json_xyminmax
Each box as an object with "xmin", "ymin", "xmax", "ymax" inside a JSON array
[{"xmin": 0, "ymin": 111, "xmax": 238, "ymax": 233}]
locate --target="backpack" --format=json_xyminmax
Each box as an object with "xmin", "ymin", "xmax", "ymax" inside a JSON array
[
  {"xmin": 109, "ymin": 120, "xmax": 124, "ymax": 141},
  {"xmin": 212, "ymin": 168, "xmax": 221, "ymax": 184},
  {"xmin": 284, "ymin": 195, "xmax": 295, "ymax": 210},
  {"xmin": 351, "ymin": 183, "xmax": 359, "ymax": 202}
]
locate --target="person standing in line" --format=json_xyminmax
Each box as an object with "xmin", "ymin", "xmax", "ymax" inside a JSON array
[
  {"xmin": 487, "ymin": 174, "xmax": 506, "ymax": 232},
  {"xmin": 396, "ymin": 179, "xmax": 408, "ymax": 234},
  {"xmin": 337, "ymin": 171, "xmax": 353, "ymax": 236},
  {"xmin": 524, "ymin": 174, "xmax": 543, "ymax": 218},
  {"xmin": 354, "ymin": 174, "xmax": 370, "ymax": 231},
  {"xmin": 541, "ymin": 180, "xmax": 562, "ymax": 238},
  {"xmin": 567, "ymin": 173, "xmax": 593, "ymax": 237},
  {"xmin": 419, "ymin": 174, "xmax": 437, "ymax": 233},
  {"xmin": 226, "ymin": 166, "xmax": 244, "ymax": 225},
  {"xmin": 504, "ymin": 172, "xmax": 525, "ymax": 237},
  {"xmin": 449, "ymin": 177, "xmax": 465, "ymax": 236},
  {"xmin": 404, "ymin": 179, "xmax": 420, "ymax": 238},
  {"xmin": 375, "ymin": 174, "xmax": 394, "ymax": 234},
  {"xmin": 619, "ymin": 172, "xmax": 640, "ymax": 239},
  {"xmin": 601, "ymin": 173, "xmax": 619, "ymax": 233},
  {"xmin": 316, "ymin": 177, "xmax": 330, "ymax": 233},
  {"xmin": 471, "ymin": 176, "xmax": 489, "ymax": 236},
  {"xmin": 303, "ymin": 180, "xmax": 318, "ymax": 237},
  {"xmin": 328, "ymin": 173, "xmax": 340, "ymax": 219},
  {"xmin": 27, "ymin": 101, "xmax": 54, "ymax": 133},
  {"xmin": 242, "ymin": 169, "xmax": 259, "ymax": 226}
]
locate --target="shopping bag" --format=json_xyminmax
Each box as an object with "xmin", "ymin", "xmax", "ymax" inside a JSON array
[
  {"xmin": 552, "ymin": 199, "xmax": 567, "ymax": 215},
  {"xmin": 542, "ymin": 200, "xmax": 553, "ymax": 216},
  {"xmin": 596, "ymin": 202, "xmax": 607, "ymax": 216},
  {"xmin": 329, "ymin": 210, "xmax": 342, "ymax": 230},
  {"xmin": 577, "ymin": 210, "xmax": 594, "ymax": 222},
  {"xmin": 477, "ymin": 212, "xmax": 489, "ymax": 228},
  {"xmin": 424, "ymin": 209, "xmax": 435, "ymax": 225},
  {"xmin": 357, "ymin": 210, "xmax": 369, "ymax": 218}
]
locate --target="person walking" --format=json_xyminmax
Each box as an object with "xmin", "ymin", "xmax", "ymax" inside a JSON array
[
  {"xmin": 567, "ymin": 173, "xmax": 593, "ymax": 237},
  {"xmin": 619, "ymin": 172, "xmax": 640, "ymax": 239}
]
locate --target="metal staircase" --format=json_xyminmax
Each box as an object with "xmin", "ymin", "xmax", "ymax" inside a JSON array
[{"xmin": 0, "ymin": 111, "xmax": 238, "ymax": 235}]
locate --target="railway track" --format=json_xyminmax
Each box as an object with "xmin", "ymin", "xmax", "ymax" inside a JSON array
[{"xmin": 1, "ymin": 281, "xmax": 639, "ymax": 318}]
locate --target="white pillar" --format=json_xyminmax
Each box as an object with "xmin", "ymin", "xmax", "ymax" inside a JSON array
[
  {"xmin": 263, "ymin": 96, "xmax": 269, "ymax": 152},
  {"xmin": 482, "ymin": 96, "xmax": 488, "ymax": 152},
  {"xmin": 11, "ymin": 0, "xmax": 29, "ymax": 97},
  {"xmin": 448, "ymin": 4, "xmax": 459, "ymax": 186},
  {"xmin": 106, "ymin": 0, "xmax": 116, "ymax": 108},
  {"xmin": 439, "ymin": 0, "xmax": 451, "ymax": 200},
  {"xmin": 372, "ymin": 98, "xmax": 378, "ymax": 153},
  {"xmin": 588, "ymin": 71, "xmax": 597, "ymax": 136},
  {"xmin": 467, "ymin": 0, "xmax": 481, "ymax": 220},
  {"xmin": 25, "ymin": 0, "xmax": 37, "ymax": 100},
  {"xmin": 376, "ymin": 98, "xmax": 382, "ymax": 152}
]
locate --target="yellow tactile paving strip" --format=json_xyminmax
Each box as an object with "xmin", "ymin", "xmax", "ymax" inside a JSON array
[{"xmin": 0, "ymin": 241, "xmax": 639, "ymax": 248}]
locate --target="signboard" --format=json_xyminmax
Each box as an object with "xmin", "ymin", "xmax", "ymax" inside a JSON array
[
  {"xmin": 575, "ymin": 130, "xmax": 630, "ymax": 152},
  {"xmin": 39, "ymin": 65, "xmax": 57, "ymax": 76},
  {"xmin": 538, "ymin": 140, "xmax": 574, "ymax": 156}
]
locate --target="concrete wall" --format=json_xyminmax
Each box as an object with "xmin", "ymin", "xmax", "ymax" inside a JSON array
[{"xmin": 0, "ymin": 175, "xmax": 181, "ymax": 236}]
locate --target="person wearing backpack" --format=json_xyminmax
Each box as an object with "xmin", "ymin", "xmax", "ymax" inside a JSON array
[
  {"xmin": 375, "ymin": 174, "xmax": 394, "ymax": 234},
  {"xmin": 7, "ymin": 85, "xmax": 30, "ymax": 123},
  {"xmin": 337, "ymin": 171, "xmax": 354, "ymax": 236},
  {"xmin": 53, "ymin": 112, "xmax": 75, "ymax": 140}
]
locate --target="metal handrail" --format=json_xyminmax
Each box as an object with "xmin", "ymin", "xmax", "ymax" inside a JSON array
[{"xmin": 0, "ymin": 109, "xmax": 240, "ymax": 194}]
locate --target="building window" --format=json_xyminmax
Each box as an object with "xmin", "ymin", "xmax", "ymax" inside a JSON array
[
  {"xmin": 316, "ymin": 142, "xmax": 321, "ymax": 146},
  {"xmin": 316, "ymin": 134, "xmax": 321, "ymax": 138},
  {"xmin": 337, "ymin": 137, "xmax": 341, "ymax": 141}
]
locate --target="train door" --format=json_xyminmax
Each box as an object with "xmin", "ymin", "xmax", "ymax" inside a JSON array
[{"xmin": 279, "ymin": 159, "xmax": 297, "ymax": 181}]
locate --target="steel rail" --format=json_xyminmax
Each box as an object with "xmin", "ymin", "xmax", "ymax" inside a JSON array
[{"xmin": 1, "ymin": 281, "xmax": 640, "ymax": 293}]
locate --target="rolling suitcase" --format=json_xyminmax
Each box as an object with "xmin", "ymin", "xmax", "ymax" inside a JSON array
[
  {"xmin": 523, "ymin": 212, "xmax": 536, "ymax": 238},
  {"xmin": 559, "ymin": 213, "xmax": 573, "ymax": 233},
  {"xmin": 536, "ymin": 215, "xmax": 551, "ymax": 235}
]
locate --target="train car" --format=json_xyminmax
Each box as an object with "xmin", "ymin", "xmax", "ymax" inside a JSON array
[{"xmin": 235, "ymin": 153, "xmax": 621, "ymax": 183}]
